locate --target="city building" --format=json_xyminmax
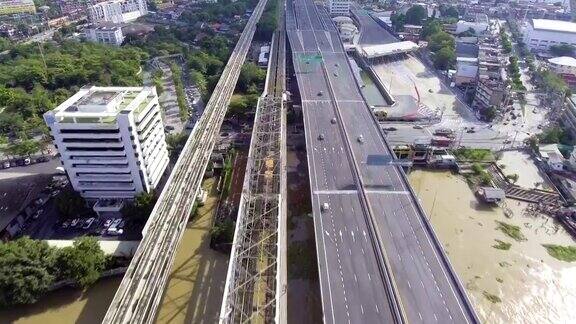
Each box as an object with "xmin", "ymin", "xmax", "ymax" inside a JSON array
[
  {"xmin": 328, "ymin": 0, "xmax": 351, "ymax": 16},
  {"xmin": 473, "ymin": 75, "xmax": 506, "ymax": 111},
  {"xmin": 453, "ymin": 64, "xmax": 478, "ymax": 86},
  {"xmin": 476, "ymin": 187, "xmax": 505, "ymax": 203},
  {"xmin": 54, "ymin": 0, "xmax": 91, "ymax": 18},
  {"xmin": 84, "ymin": 23, "xmax": 125, "ymax": 46},
  {"xmin": 523, "ymin": 18, "xmax": 576, "ymax": 52},
  {"xmin": 88, "ymin": 0, "xmax": 148, "ymax": 24},
  {"xmin": 548, "ymin": 56, "xmax": 576, "ymax": 87},
  {"xmin": 562, "ymin": 94, "xmax": 576, "ymax": 138},
  {"xmin": 472, "ymin": 34, "xmax": 508, "ymax": 111},
  {"xmin": 43, "ymin": 86, "xmax": 169, "ymax": 202},
  {"xmin": 0, "ymin": 0, "xmax": 36, "ymax": 15}
]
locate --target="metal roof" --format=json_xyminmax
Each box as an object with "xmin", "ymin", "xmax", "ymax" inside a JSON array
[
  {"xmin": 532, "ymin": 19, "xmax": 576, "ymax": 33},
  {"xmin": 549, "ymin": 56, "xmax": 576, "ymax": 67}
]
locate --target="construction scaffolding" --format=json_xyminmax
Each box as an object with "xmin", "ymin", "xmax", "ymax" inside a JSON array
[{"xmin": 220, "ymin": 16, "xmax": 287, "ymax": 322}]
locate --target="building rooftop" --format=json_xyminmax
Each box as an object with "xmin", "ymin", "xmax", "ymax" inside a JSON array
[
  {"xmin": 549, "ymin": 56, "xmax": 576, "ymax": 67},
  {"xmin": 478, "ymin": 187, "xmax": 506, "ymax": 200},
  {"xmin": 456, "ymin": 64, "xmax": 478, "ymax": 78},
  {"xmin": 532, "ymin": 18, "xmax": 576, "ymax": 34},
  {"xmin": 456, "ymin": 42, "xmax": 479, "ymax": 58},
  {"xmin": 359, "ymin": 41, "xmax": 419, "ymax": 59},
  {"xmin": 45, "ymin": 86, "xmax": 156, "ymax": 124}
]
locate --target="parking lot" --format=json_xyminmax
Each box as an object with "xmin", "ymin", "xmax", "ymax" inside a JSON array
[{"xmin": 1, "ymin": 157, "xmax": 142, "ymax": 241}]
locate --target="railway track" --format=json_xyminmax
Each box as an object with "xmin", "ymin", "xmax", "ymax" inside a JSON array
[{"xmin": 103, "ymin": 0, "xmax": 269, "ymax": 322}]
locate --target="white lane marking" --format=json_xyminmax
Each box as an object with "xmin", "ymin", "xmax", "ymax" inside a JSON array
[
  {"xmin": 364, "ymin": 190, "xmax": 410, "ymax": 195},
  {"xmin": 314, "ymin": 190, "xmax": 358, "ymax": 195}
]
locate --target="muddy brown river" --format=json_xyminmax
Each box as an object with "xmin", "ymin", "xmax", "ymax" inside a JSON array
[{"xmin": 409, "ymin": 170, "xmax": 576, "ymax": 323}]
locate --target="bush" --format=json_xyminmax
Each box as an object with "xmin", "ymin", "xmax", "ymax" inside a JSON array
[
  {"xmin": 0, "ymin": 238, "xmax": 57, "ymax": 306},
  {"xmin": 55, "ymin": 237, "xmax": 106, "ymax": 288},
  {"xmin": 55, "ymin": 189, "xmax": 93, "ymax": 220}
]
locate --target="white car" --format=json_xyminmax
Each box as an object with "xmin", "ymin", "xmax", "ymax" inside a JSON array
[{"xmin": 321, "ymin": 203, "xmax": 329, "ymax": 212}]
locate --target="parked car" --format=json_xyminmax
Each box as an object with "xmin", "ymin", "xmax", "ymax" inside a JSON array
[
  {"xmin": 103, "ymin": 219, "xmax": 113, "ymax": 228},
  {"xmin": 36, "ymin": 156, "xmax": 50, "ymax": 163},
  {"xmin": 383, "ymin": 127, "xmax": 397, "ymax": 131},
  {"xmin": 32, "ymin": 209, "xmax": 43, "ymax": 219},
  {"xmin": 83, "ymin": 218, "xmax": 96, "ymax": 230},
  {"xmin": 2, "ymin": 161, "xmax": 10, "ymax": 169},
  {"xmin": 413, "ymin": 125, "xmax": 424, "ymax": 129},
  {"xmin": 24, "ymin": 158, "xmax": 31, "ymax": 165},
  {"xmin": 62, "ymin": 221, "xmax": 70, "ymax": 229},
  {"xmin": 107, "ymin": 218, "xmax": 123, "ymax": 235},
  {"xmin": 71, "ymin": 218, "xmax": 81, "ymax": 227}
]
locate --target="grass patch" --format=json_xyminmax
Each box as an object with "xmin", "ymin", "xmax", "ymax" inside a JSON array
[
  {"xmin": 483, "ymin": 291, "xmax": 502, "ymax": 303},
  {"xmin": 492, "ymin": 239, "xmax": 512, "ymax": 250},
  {"xmin": 452, "ymin": 148, "xmax": 494, "ymax": 162},
  {"xmin": 542, "ymin": 244, "xmax": 576, "ymax": 262},
  {"xmin": 496, "ymin": 221, "xmax": 526, "ymax": 242}
]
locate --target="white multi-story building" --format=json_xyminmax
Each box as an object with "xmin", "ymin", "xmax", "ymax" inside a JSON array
[
  {"xmin": 44, "ymin": 86, "xmax": 169, "ymax": 201},
  {"xmin": 84, "ymin": 23, "xmax": 125, "ymax": 46},
  {"xmin": 328, "ymin": 0, "xmax": 350, "ymax": 16},
  {"xmin": 88, "ymin": 0, "xmax": 148, "ymax": 24},
  {"xmin": 548, "ymin": 56, "xmax": 576, "ymax": 75},
  {"xmin": 523, "ymin": 18, "xmax": 576, "ymax": 52}
]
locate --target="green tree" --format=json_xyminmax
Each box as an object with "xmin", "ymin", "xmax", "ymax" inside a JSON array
[
  {"xmin": 440, "ymin": 5, "xmax": 459, "ymax": 19},
  {"xmin": 236, "ymin": 62, "xmax": 266, "ymax": 93},
  {"xmin": 550, "ymin": 44, "xmax": 576, "ymax": 57},
  {"xmin": 55, "ymin": 237, "xmax": 105, "ymax": 288},
  {"xmin": 5, "ymin": 139, "xmax": 39, "ymax": 157},
  {"xmin": 428, "ymin": 31, "xmax": 455, "ymax": 52},
  {"xmin": 433, "ymin": 47, "xmax": 455, "ymax": 70},
  {"xmin": 165, "ymin": 132, "xmax": 188, "ymax": 157},
  {"xmin": 0, "ymin": 237, "xmax": 57, "ymax": 306},
  {"xmin": 390, "ymin": 13, "xmax": 406, "ymax": 31},
  {"xmin": 405, "ymin": 5, "xmax": 427, "ymax": 25},
  {"xmin": 189, "ymin": 69, "xmax": 208, "ymax": 95},
  {"xmin": 121, "ymin": 191, "xmax": 158, "ymax": 223},
  {"xmin": 55, "ymin": 189, "xmax": 91, "ymax": 220},
  {"xmin": 480, "ymin": 106, "xmax": 498, "ymax": 121},
  {"xmin": 420, "ymin": 19, "xmax": 442, "ymax": 39}
]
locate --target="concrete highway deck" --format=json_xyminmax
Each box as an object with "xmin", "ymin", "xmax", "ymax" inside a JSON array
[
  {"xmin": 286, "ymin": 0, "xmax": 478, "ymax": 323},
  {"xmin": 351, "ymin": 5, "xmax": 397, "ymax": 45}
]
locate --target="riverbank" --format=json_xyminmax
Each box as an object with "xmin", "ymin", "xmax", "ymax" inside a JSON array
[{"xmin": 409, "ymin": 169, "xmax": 576, "ymax": 323}]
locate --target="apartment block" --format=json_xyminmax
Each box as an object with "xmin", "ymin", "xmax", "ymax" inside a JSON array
[
  {"xmin": 84, "ymin": 23, "xmax": 125, "ymax": 46},
  {"xmin": 88, "ymin": 0, "xmax": 148, "ymax": 24},
  {"xmin": 44, "ymin": 86, "xmax": 169, "ymax": 200}
]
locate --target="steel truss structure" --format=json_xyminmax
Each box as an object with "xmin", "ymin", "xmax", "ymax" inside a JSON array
[{"xmin": 220, "ymin": 16, "xmax": 287, "ymax": 323}]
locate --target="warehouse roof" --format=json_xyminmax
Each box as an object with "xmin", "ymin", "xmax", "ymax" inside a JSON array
[
  {"xmin": 359, "ymin": 41, "xmax": 419, "ymax": 59},
  {"xmin": 532, "ymin": 19, "xmax": 576, "ymax": 33},
  {"xmin": 548, "ymin": 56, "xmax": 576, "ymax": 67}
]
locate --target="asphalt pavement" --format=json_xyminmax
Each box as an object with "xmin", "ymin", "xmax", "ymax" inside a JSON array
[{"xmin": 286, "ymin": 0, "xmax": 478, "ymax": 322}]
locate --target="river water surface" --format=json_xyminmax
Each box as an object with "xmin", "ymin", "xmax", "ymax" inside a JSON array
[{"xmin": 409, "ymin": 170, "xmax": 576, "ymax": 323}]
